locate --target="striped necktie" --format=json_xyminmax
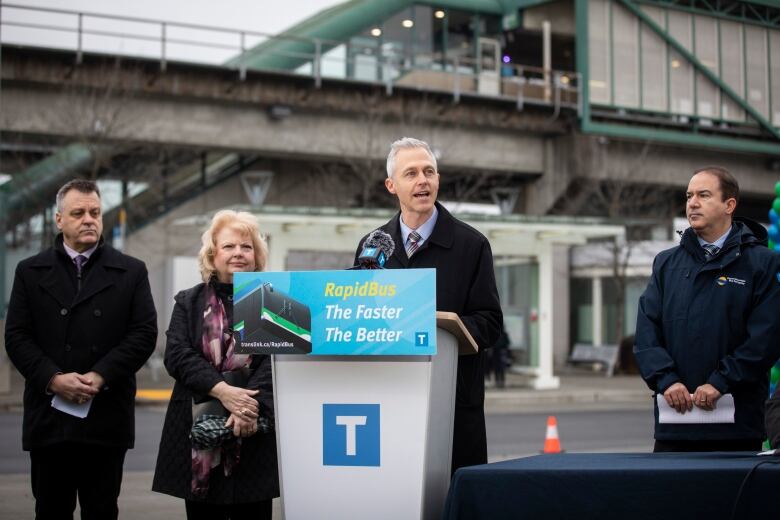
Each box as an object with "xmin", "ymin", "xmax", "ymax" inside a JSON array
[
  {"xmin": 406, "ymin": 230, "xmax": 422, "ymax": 258},
  {"xmin": 702, "ymin": 243, "xmax": 719, "ymax": 260}
]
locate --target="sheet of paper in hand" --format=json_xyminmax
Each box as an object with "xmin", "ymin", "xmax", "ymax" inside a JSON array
[
  {"xmin": 51, "ymin": 395, "xmax": 92, "ymax": 419},
  {"xmin": 657, "ymin": 394, "xmax": 735, "ymax": 424}
]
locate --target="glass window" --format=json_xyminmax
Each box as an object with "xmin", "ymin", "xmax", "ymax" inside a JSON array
[
  {"xmin": 694, "ymin": 15, "xmax": 719, "ymax": 118},
  {"xmin": 612, "ymin": 2, "xmax": 639, "ymax": 108},
  {"xmin": 640, "ymin": 5, "xmax": 667, "ymax": 111},
  {"xmin": 746, "ymin": 25, "xmax": 769, "ymax": 120},
  {"xmin": 495, "ymin": 260, "xmax": 539, "ymax": 364},
  {"xmin": 720, "ymin": 20, "xmax": 745, "ymax": 122},
  {"xmin": 570, "ymin": 277, "xmax": 593, "ymax": 344},
  {"xmin": 588, "ymin": 0, "xmax": 611, "ymax": 104},
  {"xmin": 668, "ymin": 11, "xmax": 694, "ymax": 115}
]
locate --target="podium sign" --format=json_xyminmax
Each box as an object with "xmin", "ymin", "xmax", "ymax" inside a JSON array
[
  {"xmin": 241, "ymin": 269, "xmax": 460, "ymax": 519},
  {"xmin": 233, "ymin": 269, "xmax": 437, "ymax": 355}
]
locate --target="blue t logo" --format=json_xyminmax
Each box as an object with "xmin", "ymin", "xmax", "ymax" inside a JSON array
[{"xmin": 323, "ymin": 404, "xmax": 380, "ymax": 467}]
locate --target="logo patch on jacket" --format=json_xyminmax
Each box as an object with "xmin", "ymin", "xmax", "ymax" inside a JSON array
[{"xmin": 716, "ymin": 275, "xmax": 746, "ymax": 286}]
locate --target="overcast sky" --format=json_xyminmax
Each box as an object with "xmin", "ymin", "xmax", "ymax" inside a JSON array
[{"xmin": 1, "ymin": 0, "xmax": 343, "ymax": 63}]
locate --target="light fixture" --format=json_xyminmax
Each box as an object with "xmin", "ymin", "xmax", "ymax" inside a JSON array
[
  {"xmin": 671, "ymin": 59, "xmax": 681, "ymax": 69},
  {"xmin": 434, "ymin": 10, "xmax": 445, "ymax": 19},
  {"xmin": 560, "ymin": 75, "xmax": 570, "ymax": 85},
  {"xmin": 370, "ymin": 27, "xmax": 382, "ymax": 37},
  {"xmin": 502, "ymin": 55, "xmax": 511, "ymax": 64},
  {"xmin": 402, "ymin": 19, "xmax": 414, "ymax": 28}
]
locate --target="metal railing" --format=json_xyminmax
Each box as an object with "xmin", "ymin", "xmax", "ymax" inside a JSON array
[{"xmin": 0, "ymin": 2, "xmax": 580, "ymax": 109}]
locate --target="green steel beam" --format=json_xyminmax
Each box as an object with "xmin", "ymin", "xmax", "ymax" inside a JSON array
[
  {"xmin": 581, "ymin": 120, "xmax": 780, "ymax": 155},
  {"xmin": 634, "ymin": 0, "xmax": 780, "ymax": 29},
  {"xmin": 618, "ymin": 0, "xmax": 780, "ymax": 142},
  {"xmin": 226, "ymin": 0, "xmax": 536, "ymax": 71},
  {"xmin": 4, "ymin": 143, "xmax": 94, "ymax": 214},
  {"xmin": 575, "ymin": 0, "xmax": 590, "ymax": 122}
]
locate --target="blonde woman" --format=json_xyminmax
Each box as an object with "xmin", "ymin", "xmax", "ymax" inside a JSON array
[{"xmin": 153, "ymin": 210, "xmax": 278, "ymax": 520}]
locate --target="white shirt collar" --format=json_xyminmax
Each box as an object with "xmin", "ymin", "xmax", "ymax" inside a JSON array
[
  {"xmin": 63, "ymin": 241, "xmax": 98, "ymax": 262},
  {"xmin": 400, "ymin": 206, "xmax": 439, "ymax": 246}
]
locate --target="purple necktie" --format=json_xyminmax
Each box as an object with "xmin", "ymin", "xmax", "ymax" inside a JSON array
[{"xmin": 74, "ymin": 255, "xmax": 87, "ymax": 291}]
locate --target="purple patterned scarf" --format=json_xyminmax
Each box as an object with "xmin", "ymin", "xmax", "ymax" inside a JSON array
[{"xmin": 191, "ymin": 282, "xmax": 251, "ymax": 497}]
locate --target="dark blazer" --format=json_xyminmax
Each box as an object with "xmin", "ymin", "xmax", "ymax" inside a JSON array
[
  {"xmin": 355, "ymin": 202, "xmax": 503, "ymax": 472},
  {"xmin": 4, "ymin": 235, "xmax": 157, "ymax": 450},
  {"xmin": 152, "ymin": 283, "xmax": 279, "ymax": 504},
  {"xmin": 635, "ymin": 219, "xmax": 780, "ymax": 441}
]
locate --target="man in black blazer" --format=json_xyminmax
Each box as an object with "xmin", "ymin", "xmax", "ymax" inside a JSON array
[
  {"xmin": 5, "ymin": 179, "xmax": 157, "ymax": 520},
  {"xmin": 355, "ymin": 137, "xmax": 503, "ymax": 474}
]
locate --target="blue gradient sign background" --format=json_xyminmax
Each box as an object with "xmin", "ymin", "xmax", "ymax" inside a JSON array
[{"xmin": 234, "ymin": 269, "xmax": 436, "ymax": 355}]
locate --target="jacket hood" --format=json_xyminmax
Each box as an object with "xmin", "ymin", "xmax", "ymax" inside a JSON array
[{"xmin": 734, "ymin": 216, "xmax": 768, "ymax": 245}]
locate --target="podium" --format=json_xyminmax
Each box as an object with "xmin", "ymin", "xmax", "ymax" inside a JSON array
[{"xmin": 272, "ymin": 312, "xmax": 477, "ymax": 520}]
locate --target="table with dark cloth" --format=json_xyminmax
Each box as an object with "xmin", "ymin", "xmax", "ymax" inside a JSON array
[{"xmin": 443, "ymin": 452, "xmax": 780, "ymax": 520}]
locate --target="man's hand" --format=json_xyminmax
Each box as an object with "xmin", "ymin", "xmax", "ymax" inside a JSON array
[
  {"xmin": 49, "ymin": 373, "xmax": 98, "ymax": 404},
  {"xmin": 225, "ymin": 413, "xmax": 258, "ymax": 438},
  {"xmin": 692, "ymin": 384, "xmax": 722, "ymax": 411},
  {"xmin": 83, "ymin": 371, "xmax": 105, "ymax": 392},
  {"xmin": 663, "ymin": 382, "xmax": 693, "ymax": 413}
]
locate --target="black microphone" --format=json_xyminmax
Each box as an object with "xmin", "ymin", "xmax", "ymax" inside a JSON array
[{"xmin": 354, "ymin": 230, "xmax": 395, "ymax": 269}]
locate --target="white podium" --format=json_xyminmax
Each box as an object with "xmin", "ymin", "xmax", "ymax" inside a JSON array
[{"xmin": 272, "ymin": 312, "xmax": 477, "ymax": 520}]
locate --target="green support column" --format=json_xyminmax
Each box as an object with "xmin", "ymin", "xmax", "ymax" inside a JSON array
[{"xmin": 575, "ymin": 0, "xmax": 591, "ymax": 123}]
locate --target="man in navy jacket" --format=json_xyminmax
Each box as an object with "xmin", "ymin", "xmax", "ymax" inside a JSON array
[{"xmin": 634, "ymin": 167, "xmax": 780, "ymax": 452}]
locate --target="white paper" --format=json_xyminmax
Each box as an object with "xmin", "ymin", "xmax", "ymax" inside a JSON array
[
  {"xmin": 657, "ymin": 394, "xmax": 735, "ymax": 424},
  {"xmin": 51, "ymin": 395, "xmax": 92, "ymax": 419}
]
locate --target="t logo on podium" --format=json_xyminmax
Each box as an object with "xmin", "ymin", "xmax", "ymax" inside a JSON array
[{"xmin": 323, "ymin": 404, "xmax": 380, "ymax": 467}]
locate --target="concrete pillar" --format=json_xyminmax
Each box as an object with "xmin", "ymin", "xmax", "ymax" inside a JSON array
[
  {"xmin": 533, "ymin": 243, "xmax": 560, "ymax": 389},
  {"xmin": 592, "ymin": 276, "xmax": 603, "ymax": 346}
]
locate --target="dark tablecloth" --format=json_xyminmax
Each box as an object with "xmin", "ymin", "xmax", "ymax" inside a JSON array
[{"xmin": 443, "ymin": 452, "xmax": 780, "ymax": 520}]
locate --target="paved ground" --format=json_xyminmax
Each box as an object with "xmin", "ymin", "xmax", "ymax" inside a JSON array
[{"xmin": 0, "ymin": 364, "xmax": 652, "ymax": 519}]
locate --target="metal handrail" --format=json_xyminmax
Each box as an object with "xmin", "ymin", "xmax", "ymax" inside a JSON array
[{"xmin": 0, "ymin": 2, "xmax": 579, "ymax": 107}]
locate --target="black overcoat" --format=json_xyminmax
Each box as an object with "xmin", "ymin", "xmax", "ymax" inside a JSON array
[
  {"xmin": 4, "ymin": 235, "xmax": 157, "ymax": 450},
  {"xmin": 355, "ymin": 202, "xmax": 503, "ymax": 472},
  {"xmin": 152, "ymin": 283, "xmax": 279, "ymax": 504}
]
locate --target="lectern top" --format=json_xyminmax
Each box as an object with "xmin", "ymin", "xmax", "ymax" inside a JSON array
[{"xmin": 436, "ymin": 312, "xmax": 478, "ymax": 355}]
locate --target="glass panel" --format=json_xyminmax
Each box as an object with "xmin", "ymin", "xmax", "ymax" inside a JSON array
[
  {"xmin": 612, "ymin": 2, "xmax": 639, "ymax": 108},
  {"xmin": 720, "ymin": 20, "xmax": 745, "ymax": 122},
  {"xmin": 668, "ymin": 11, "xmax": 694, "ymax": 115},
  {"xmin": 413, "ymin": 5, "xmax": 434, "ymax": 68},
  {"xmin": 588, "ymin": 0, "xmax": 611, "ymax": 104},
  {"xmin": 570, "ymin": 278, "xmax": 593, "ymax": 344},
  {"xmin": 624, "ymin": 278, "xmax": 647, "ymax": 337},
  {"xmin": 694, "ymin": 15, "xmax": 719, "ymax": 118},
  {"xmin": 771, "ymin": 30, "xmax": 780, "ymax": 126},
  {"xmin": 746, "ymin": 25, "xmax": 769, "ymax": 120},
  {"xmin": 496, "ymin": 260, "xmax": 539, "ymax": 365},
  {"xmin": 640, "ymin": 5, "xmax": 667, "ymax": 111}
]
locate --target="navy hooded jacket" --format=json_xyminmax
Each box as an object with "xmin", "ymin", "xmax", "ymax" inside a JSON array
[{"xmin": 634, "ymin": 218, "xmax": 780, "ymax": 441}]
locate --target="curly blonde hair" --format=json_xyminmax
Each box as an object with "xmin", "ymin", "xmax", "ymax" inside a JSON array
[{"xmin": 198, "ymin": 210, "xmax": 268, "ymax": 282}]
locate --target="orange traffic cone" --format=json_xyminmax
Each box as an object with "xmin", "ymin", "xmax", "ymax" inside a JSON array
[{"xmin": 543, "ymin": 415, "xmax": 562, "ymax": 453}]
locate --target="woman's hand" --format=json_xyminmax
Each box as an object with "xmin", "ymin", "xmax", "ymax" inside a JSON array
[
  {"xmin": 225, "ymin": 413, "xmax": 258, "ymax": 437},
  {"xmin": 209, "ymin": 381, "xmax": 259, "ymax": 420}
]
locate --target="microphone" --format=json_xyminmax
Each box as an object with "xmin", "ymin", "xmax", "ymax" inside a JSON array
[{"xmin": 355, "ymin": 230, "xmax": 395, "ymax": 269}]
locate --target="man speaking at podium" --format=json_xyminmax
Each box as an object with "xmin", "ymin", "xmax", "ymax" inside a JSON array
[{"xmin": 355, "ymin": 137, "xmax": 503, "ymax": 474}]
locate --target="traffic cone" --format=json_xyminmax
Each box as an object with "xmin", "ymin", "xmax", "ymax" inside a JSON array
[{"xmin": 543, "ymin": 415, "xmax": 562, "ymax": 453}]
